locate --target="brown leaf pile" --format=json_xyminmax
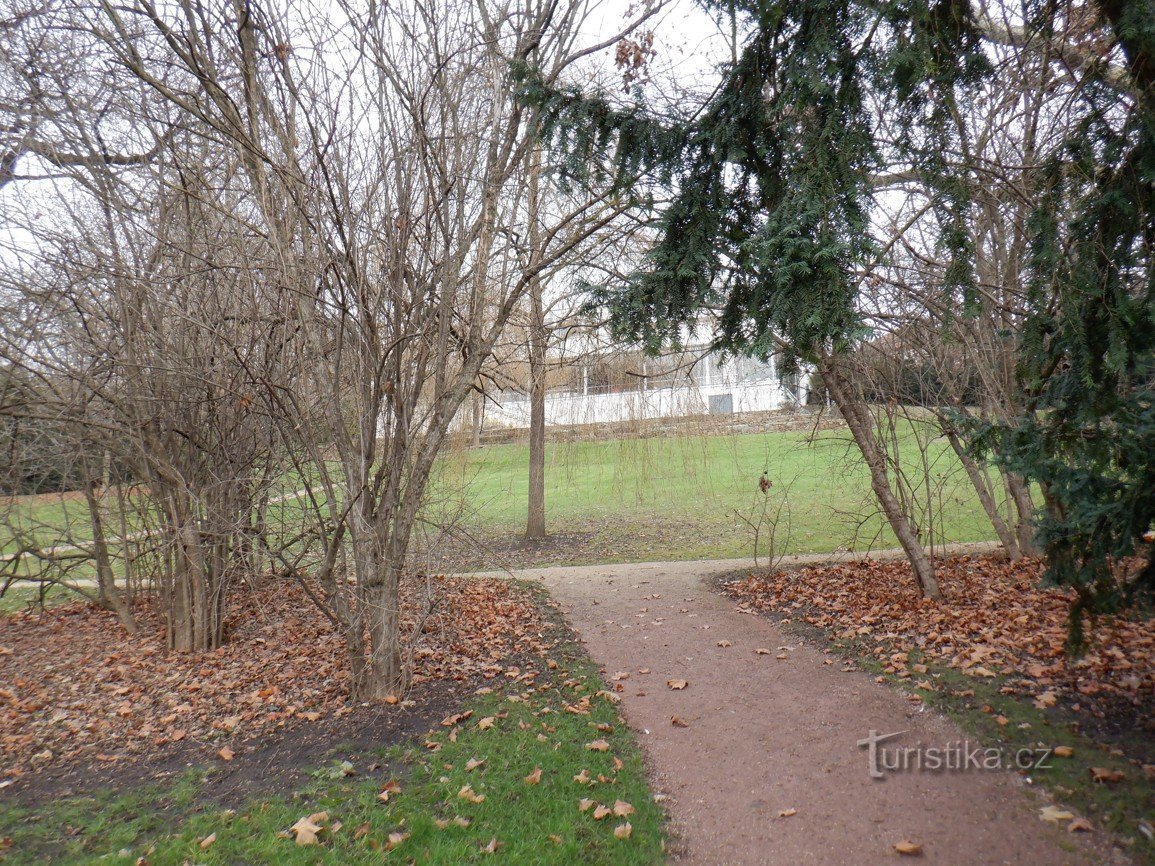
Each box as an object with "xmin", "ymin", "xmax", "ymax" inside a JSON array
[
  {"xmin": 0, "ymin": 576, "xmax": 550, "ymax": 780},
  {"xmin": 724, "ymin": 555, "xmax": 1155, "ymax": 715}
]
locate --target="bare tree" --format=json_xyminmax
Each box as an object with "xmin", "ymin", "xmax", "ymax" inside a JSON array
[{"xmin": 26, "ymin": 0, "xmax": 656, "ymax": 696}]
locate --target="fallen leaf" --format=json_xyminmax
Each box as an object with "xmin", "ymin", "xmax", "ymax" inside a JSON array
[
  {"xmin": 667, "ymin": 679, "xmax": 688, "ymax": 690},
  {"xmin": 578, "ymin": 798, "xmax": 596, "ymax": 812},
  {"xmin": 778, "ymin": 808, "xmax": 797, "ymax": 818},
  {"xmin": 386, "ymin": 831, "xmax": 409, "ymax": 850},
  {"xmin": 754, "ymin": 648, "xmax": 772, "ymax": 655},
  {"xmin": 477, "ymin": 716, "xmax": 495, "ymax": 730},
  {"xmin": 290, "ymin": 812, "xmax": 328, "ymax": 846},
  {"xmin": 613, "ymin": 799, "xmax": 635, "ymax": 817},
  {"xmin": 458, "ymin": 785, "xmax": 485, "ymax": 803},
  {"xmin": 593, "ymin": 804, "xmax": 612, "ymax": 820},
  {"xmin": 716, "ymin": 640, "xmax": 732, "ymax": 648},
  {"xmin": 671, "ymin": 716, "xmax": 689, "ymax": 728},
  {"xmin": 524, "ymin": 767, "xmax": 542, "ymax": 785},
  {"xmin": 199, "ymin": 832, "xmax": 217, "ymax": 849},
  {"xmin": 614, "ymin": 822, "xmax": 633, "ymax": 839},
  {"xmin": 1068, "ymin": 818, "xmax": 1094, "ymax": 833},
  {"xmin": 217, "ymin": 746, "xmax": 234, "ymax": 761},
  {"xmin": 481, "ymin": 837, "xmax": 499, "ymax": 854},
  {"xmin": 1040, "ymin": 806, "xmax": 1076, "ymax": 825},
  {"xmin": 894, "ymin": 840, "xmax": 922, "ymax": 856},
  {"xmin": 377, "ymin": 780, "xmax": 402, "ymax": 802},
  {"xmin": 585, "ymin": 739, "xmax": 610, "ymax": 752},
  {"xmin": 465, "ymin": 757, "xmax": 485, "ymax": 772},
  {"xmin": 1090, "ymin": 767, "xmax": 1125, "ymax": 784},
  {"xmin": 1053, "ymin": 746, "xmax": 1074, "ymax": 758}
]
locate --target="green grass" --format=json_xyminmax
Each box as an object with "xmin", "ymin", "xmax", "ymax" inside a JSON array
[
  {"xmin": 0, "ymin": 655, "xmax": 664, "ymax": 865},
  {"xmin": 0, "ymin": 582, "xmax": 80, "ymax": 614},
  {"xmin": 433, "ymin": 425, "xmax": 1007, "ymax": 563},
  {"xmin": 2, "ymin": 421, "xmax": 1009, "ymax": 573}
]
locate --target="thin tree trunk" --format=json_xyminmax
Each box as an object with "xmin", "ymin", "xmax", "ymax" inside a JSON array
[
  {"xmin": 525, "ymin": 147, "xmax": 547, "ymax": 540},
  {"xmin": 944, "ymin": 429, "xmax": 1021, "ymax": 559},
  {"xmin": 80, "ymin": 459, "xmax": 138, "ymax": 634},
  {"xmin": 526, "ymin": 312, "xmax": 547, "ymax": 539},
  {"xmin": 470, "ymin": 389, "xmax": 482, "ymax": 449},
  {"xmin": 822, "ymin": 358, "xmax": 941, "ymax": 599}
]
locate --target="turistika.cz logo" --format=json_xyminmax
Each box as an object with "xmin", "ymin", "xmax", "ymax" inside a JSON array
[{"xmin": 857, "ymin": 730, "xmax": 1055, "ymax": 778}]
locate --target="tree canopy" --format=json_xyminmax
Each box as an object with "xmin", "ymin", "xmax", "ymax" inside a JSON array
[{"xmin": 517, "ymin": 0, "xmax": 1155, "ymax": 634}]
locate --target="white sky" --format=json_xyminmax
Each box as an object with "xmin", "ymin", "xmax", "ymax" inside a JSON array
[{"xmin": 0, "ymin": 0, "xmax": 735, "ymax": 267}]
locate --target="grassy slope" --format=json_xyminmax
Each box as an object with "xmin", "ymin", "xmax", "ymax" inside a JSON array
[{"xmin": 433, "ymin": 426, "xmax": 1003, "ymax": 563}]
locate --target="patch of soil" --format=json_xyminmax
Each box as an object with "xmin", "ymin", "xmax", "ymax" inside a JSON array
[
  {"xmin": 716, "ymin": 554, "xmax": 1155, "ymax": 758},
  {"xmin": 0, "ymin": 575, "xmax": 552, "ymax": 788},
  {"xmin": 5, "ymin": 677, "xmax": 466, "ymax": 809},
  {"xmin": 424, "ymin": 519, "xmax": 743, "ymax": 573}
]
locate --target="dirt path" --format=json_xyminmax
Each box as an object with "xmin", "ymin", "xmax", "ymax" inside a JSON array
[{"xmin": 512, "ymin": 555, "xmax": 1119, "ymax": 866}]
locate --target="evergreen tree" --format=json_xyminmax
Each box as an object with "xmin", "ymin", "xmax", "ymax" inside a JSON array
[{"xmin": 517, "ymin": 0, "xmax": 1155, "ymax": 633}]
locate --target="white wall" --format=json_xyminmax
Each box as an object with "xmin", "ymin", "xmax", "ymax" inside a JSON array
[{"xmin": 475, "ymin": 377, "xmax": 804, "ymax": 430}]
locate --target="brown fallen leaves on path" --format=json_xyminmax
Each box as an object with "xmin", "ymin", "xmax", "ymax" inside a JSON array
[
  {"xmin": 722, "ymin": 555, "xmax": 1154, "ymax": 720},
  {"xmin": 0, "ymin": 576, "xmax": 550, "ymax": 780}
]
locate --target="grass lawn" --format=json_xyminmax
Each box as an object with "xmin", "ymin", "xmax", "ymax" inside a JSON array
[
  {"xmin": 432, "ymin": 425, "xmax": 1006, "ymax": 565},
  {"xmin": 2, "ymin": 421, "xmax": 1009, "ymax": 579}
]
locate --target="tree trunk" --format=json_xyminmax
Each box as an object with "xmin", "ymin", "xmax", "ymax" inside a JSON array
[
  {"xmin": 526, "ymin": 320, "xmax": 547, "ymax": 539},
  {"xmin": 166, "ymin": 494, "xmax": 225, "ymax": 652},
  {"xmin": 81, "ymin": 463, "xmax": 138, "ymax": 634},
  {"xmin": 356, "ymin": 535, "xmax": 405, "ymax": 699},
  {"xmin": 524, "ymin": 146, "xmax": 547, "ymax": 540},
  {"xmin": 470, "ymin": 389, "xmax": 482, "ymax": 449},
  {"xmin": 944, "ymin": 429, "xmax": 1021, "ymax": 559},
  {"xmin": 822, "ymin": 358, "xmax": 941, "ymax": 599},
  {"xmin": 1006, "ymin": 471, "xmax": 1040, "ymax": 556}
]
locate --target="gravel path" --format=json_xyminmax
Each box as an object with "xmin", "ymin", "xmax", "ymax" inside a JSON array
[{"xmin": 515, "ymin": 555, "xmax": 1119, "ymax": 866}]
